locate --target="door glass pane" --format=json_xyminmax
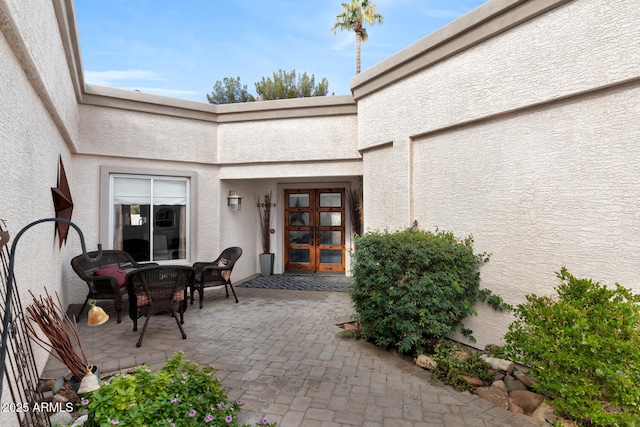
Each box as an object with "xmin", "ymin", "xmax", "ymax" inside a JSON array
[
  {"xmin": 289, "ymin": 249, "xmax": 310, "ymax": 263},
  {"xmin": 320, "ymin": 231, "xmax": 341, "ymax": 246},
  {"xmin": 289, "ymin": 230, "xmax": 311, "ymax": 244},
  {"xmin": 320, "ymin": 212, "xmax": 342, "ymax": 226},
  {"xmin": 320, "ymin": 250, "xmax": 341, "ymax": 264},
  {"xmin": 289, "ymin": 194, "xmax": 309, "ymax": 208},
  {"xmin": 319, "ymin": 193, "xmax": 341, "ymax": 207},
  {"xmin": 289, "ymin": 212, "xmax": 309, "ymax": 226}
]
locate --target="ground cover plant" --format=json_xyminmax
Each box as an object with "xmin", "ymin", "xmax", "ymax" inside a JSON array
[
  {"xmin": 430, "ymin": 340, "xmax": 493, "ymax": 392},
  {"xmin": 82, "ymin": 351, "xmax": 276, "ymax": 426},
  {"xmin": 350, "ymin": 228, "xmax": 507, "ymax": 356},
  {"xmin": 498, "ymin": 268, "xmax": 640, "ymax": 426}
]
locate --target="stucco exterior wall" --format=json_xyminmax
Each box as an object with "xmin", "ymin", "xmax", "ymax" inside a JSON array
[
  {"xmin": 357, "ymin": 0, "xmax": 639, "ymax": 149},
  {"xmin": 217, "ymin": 114, "xmax": 359, "ymax": 165},
  {"xmin": 357, "ymin": 0, "xmax": 640, "ymax": 348},
  {"xmin": 79, "ymin": 105, "xmax": 217, "ymax": 163},
  {"xmin": 0, "ymin": 0, "xmax": 80, "ymax": 420}
]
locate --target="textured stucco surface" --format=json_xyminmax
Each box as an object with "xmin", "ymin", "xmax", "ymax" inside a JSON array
[
  {"xmin": 357, "ymin": 0, "xmax": 640, "ymax": 150},
  {"xmin": 0, "ymin": 1, "xmax": 77, "ymax": 418},
  {"xmin": 414, "ymin": 84, "xmax": 640, "ymax": 346},
  {"xmin": 79, "ymin": 105, "xmax": 217, "ymax": 163},
  {"xmin": 2, "ymin": 0, "xmax": 80, "ymax": 146},
  {"xmin": 218, "ymin": 115, "xmax": 359, "ymax": 164}
]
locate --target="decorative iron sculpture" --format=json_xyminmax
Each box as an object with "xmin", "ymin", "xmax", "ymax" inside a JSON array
[{"xmin": 0, "ymin": 218, "xmax": 102, "ymax": 398}]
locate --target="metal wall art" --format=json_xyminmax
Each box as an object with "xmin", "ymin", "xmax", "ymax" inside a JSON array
[{"xmin": 51, "ymin": 156, "xmax": 74, "ymax": 248}]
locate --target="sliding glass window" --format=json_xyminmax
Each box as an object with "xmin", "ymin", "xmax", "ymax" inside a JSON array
[{"xmin": 110, "ymin": 175, "xmax": 189, "ymax": 263}]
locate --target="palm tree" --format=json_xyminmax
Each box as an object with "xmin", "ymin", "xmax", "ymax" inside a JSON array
[{"xmin": 332, "ymin": 0, "xmax": 384, "ymax": 75}]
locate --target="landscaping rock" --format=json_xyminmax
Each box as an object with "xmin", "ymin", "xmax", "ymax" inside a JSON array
[
  {"xmin": 509, "ymin": 399, "xmax": 524, "ymax": 415},
  {"xmin": 513, "ymin": 369, "xmax": 537, "ymax": 388},
  {"xmin": 416, "ymin": 354, "xmax": 437, "ymax": 370},
  {"xmin": 481, "ymin": 355, "xmax": 514, "ymax": 374},
  {"xmin": 509, "ymin": 389, "xmax": 545, "ymax": 415},
  {"xmin": 71, "ymin": 415, "xmax": 88, "ymax": 427},
  {"xmin": 504, "ymin": 373, "xmax": 528, "ymax": 392},
  {"xmin": 532, "ymin": 402, "xmax": 556, "ymax": 426},
  {"xmin": 49, "ymin": 411, "xmax": 73, "ymax": 427},
  {"xmin": 476, "ymin": 380, "xmax": 509, "ymax": 410},
  {"xmin": 460, "ymin": 375, "xmax": 484, "ymax": 387}
]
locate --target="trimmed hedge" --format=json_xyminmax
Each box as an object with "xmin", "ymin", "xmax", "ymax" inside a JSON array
[{"xmin": 350, "ymin": 228, "xmax": 493, "ymax": 355}]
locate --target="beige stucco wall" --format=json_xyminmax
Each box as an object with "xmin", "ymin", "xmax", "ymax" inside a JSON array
[
  {"xmin": 78, "ymin": 105, "xmax": 217, "ymax": 163},
  {"xmin": 218, "ymin": 114, "xmax": 359, "ymax": 164},
  {"xmin": 0, "ymin": 0, "xmax": 80, "ymax": 421},
  {"xmin": 357, "ymin": 0, "xmax": 640, "ymax": 348},
  {"xmin": 356, "ymin": 0, "xmax": 639, "ymax": 149}
]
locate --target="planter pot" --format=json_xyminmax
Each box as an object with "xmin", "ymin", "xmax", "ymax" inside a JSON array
[{"xmin": 259, "ymin": 253, "xmax": 274, "ymax": 277}]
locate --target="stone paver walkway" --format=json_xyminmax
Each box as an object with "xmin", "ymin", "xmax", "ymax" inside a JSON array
[{"xmin": 46, "ymin": 276, "xmax": 537, "ymax": 426}]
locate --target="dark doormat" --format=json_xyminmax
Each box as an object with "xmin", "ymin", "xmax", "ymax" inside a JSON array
[{"xmin": 238, "ymin": 274, "xmax": 352, "ymax": 292}]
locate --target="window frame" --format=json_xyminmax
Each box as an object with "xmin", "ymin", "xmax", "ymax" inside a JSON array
[{"xmin": 100, "ymin": 166, "xmax": 197, "ymax": 264}]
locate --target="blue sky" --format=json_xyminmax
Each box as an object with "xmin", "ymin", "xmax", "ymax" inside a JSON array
[{"xmin": 75, "ymin": 0, "xmax": 488, "ymax": 103}]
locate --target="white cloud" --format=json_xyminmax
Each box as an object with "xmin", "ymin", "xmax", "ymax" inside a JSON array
[
  {"xmin": 84, "ymin": 69, "xmax": 162, "ymax": 86},
  {"xmin": 331, "ymin": 32, "xmax": 355, "ymax": 52},
  {"xmin": 121, "ymin": 87, "xmax": 198, "ymax": 97},
  {"xmin": 420, "ymin": 8, "xmax": 466, "ymax": 20}
]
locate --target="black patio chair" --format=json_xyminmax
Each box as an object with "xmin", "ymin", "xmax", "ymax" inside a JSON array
[
  {"xmin": 126, "ymin": 265, "xmax": 194, "ymax": 347},
  {"xmin": 70, "ymin": 250, "xmax": 156, "ymax": 323},
  {"xmin": 191, "ymin": 247, "xmax": 242, "ymax": 309}
]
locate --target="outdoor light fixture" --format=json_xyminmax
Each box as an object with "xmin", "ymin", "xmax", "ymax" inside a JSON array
[{"xmin": 227, "ymin": 191, "xmax": 242, "ymax": 211}]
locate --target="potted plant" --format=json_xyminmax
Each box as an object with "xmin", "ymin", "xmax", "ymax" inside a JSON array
[{"xmin": 257, "ymin": 191, "xmax": 274, "ymax": 276}]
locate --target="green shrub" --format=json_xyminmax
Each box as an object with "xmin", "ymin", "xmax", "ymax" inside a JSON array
[
  {"xmin": 500, "ymin": 268, "xmax": 640, "ymax": 426},
  {"xmin": 83, "ymin": 351, "xmax": 276, "ymax": 426},
  {"xmin": 350, "ymin": 228, "xmax": 498, "ymax": 355}
]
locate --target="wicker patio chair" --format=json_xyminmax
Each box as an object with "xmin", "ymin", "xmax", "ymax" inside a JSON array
[
  {"xmin": 191, "ymin": 247, "xmax": 242, "ymax": 309},
  {"xmin": 70, "ymin": 250, "xmax": 156, "ymax": 323},
  {"xmin": 126, "ymin": 265, "xmax": 194, "ymax": 347}
]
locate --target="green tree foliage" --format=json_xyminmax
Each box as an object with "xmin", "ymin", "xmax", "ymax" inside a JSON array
[
  {"xmin": 255, "ymin": 69, "xmax": 329, "ymax": 100},
  {"xmin": 332, "ymin": 0, "xmax": 383, "ymax": 74},
  {"xmin": 207, "ymin": 70, "xmax": 329, "ymax": 104},
  {"xmin": 350, "ymin": 228, "xmax": 493, "ymax": 355},
  {"xmin": 499, "ymin": 268, "xmax": 640, "ymax": 426},
  {"xmin": 206, "ymin": 76, "xmax": 255, "ymax": 104}
]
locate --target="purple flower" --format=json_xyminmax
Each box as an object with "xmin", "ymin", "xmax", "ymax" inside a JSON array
[
  {"xmin": 261, "ymin": 419, "xmax": 268, "ymax": 425},
  {"xmin": 225, "ymin": 415, "xmax": 233, "ymax": 423},
  {"xmin": 204, "ymin": 414, "xmax": 214, "ymax": 423},
  {"xmin": 236, "ymin": 399, "xmax": 243, "ymax": 405},
  {"xmin": 189, "ymin": 409, "xmax": 197, "ymax": 417},
  {"xmin": 111, "ymin": 420, "xmax": 119, "ymax": 425},
  {"xmin": 81, "ymin": 399, "xmax": 89, "ymax": 405},
  {"xmin": 171, "ymin": 397, "xmax": 179, "ymax": 404}
]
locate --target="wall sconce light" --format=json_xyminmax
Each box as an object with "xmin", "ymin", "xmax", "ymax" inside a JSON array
[{"xmin": 227, "ymin": 191, "xmax": 242, "ymax": 211}]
